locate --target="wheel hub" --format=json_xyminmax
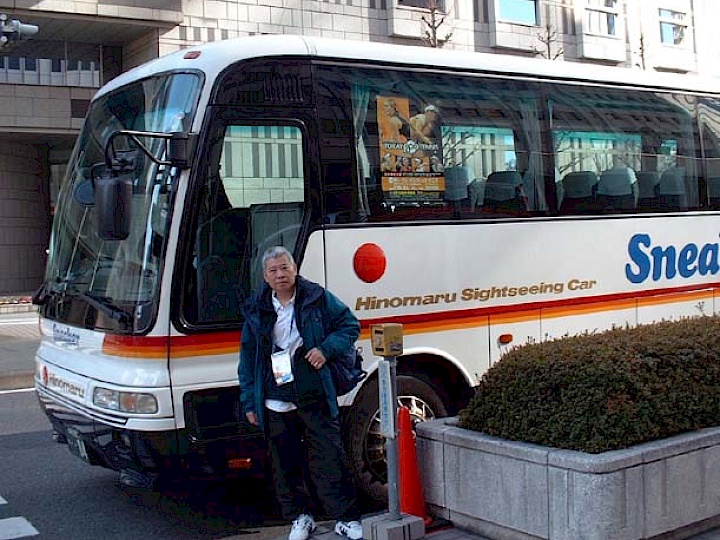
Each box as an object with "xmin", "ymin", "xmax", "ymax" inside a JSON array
[{"xmin": 363, "ymin": 395, "xmax": 436, "ymax": 483}]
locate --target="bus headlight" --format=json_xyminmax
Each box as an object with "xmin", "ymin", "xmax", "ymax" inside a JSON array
[{"xmin": 93, "ymin": 387, "xmax": 158, "ymax": 414}]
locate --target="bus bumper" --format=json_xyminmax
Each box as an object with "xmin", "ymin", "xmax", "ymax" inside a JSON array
[{"xmin": 36, "ymin": 388, "xmax": 268, "ymax": 480}]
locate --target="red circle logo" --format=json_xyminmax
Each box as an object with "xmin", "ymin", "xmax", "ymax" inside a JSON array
[{"xmin": 353, "ymin": 243, "xmax": 387, "ymax": 283}]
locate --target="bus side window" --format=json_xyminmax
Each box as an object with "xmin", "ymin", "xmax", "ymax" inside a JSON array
[
  {"xmin": 699, "ymin": 99, "xmax": 720, "ymax": 210},
  {"xmin": 552, "ymin": 87, "xmax": 699, "ymax": 215}
]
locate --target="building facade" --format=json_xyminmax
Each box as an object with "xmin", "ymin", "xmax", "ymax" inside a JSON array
[{"xmin": 0, "ymin": 0, "xmax": 718, "ymax": 294}]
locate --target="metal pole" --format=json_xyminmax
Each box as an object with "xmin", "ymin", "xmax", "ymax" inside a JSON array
[{"xmin": 385, "ymin": 354, "xmax": 400, "ymax": 520}]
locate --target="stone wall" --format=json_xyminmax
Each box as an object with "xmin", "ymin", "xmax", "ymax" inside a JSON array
[
  {"xmin": 0, "ymin": 141, "xmax": 50, "ymax": 294},
  {"xmin": 417, "ymin": 418, "xmax": 720, "ymax": 540}
]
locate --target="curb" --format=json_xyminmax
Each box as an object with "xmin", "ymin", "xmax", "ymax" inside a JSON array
[
  {"xmin": 0, "ymin": 293, "xmax": 36, "ymax": 315},
  {"xmin": 0, "ymin": 297, "xmax": 37, "ymax": 315},
  {"xmin": 0, "ymin": 304, "xmax": 37, "ymax": 315},
  {"xmin": 0, "ymin": 371, "xmax": 34, "ymax": 391}
]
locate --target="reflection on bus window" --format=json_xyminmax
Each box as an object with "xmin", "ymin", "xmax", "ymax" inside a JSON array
[
  {"xmin": 318, "ymin": 67, "xmax": 545, "ymax": 222},
  {"xmin": 699, "ymin": 98, "xmax": 720, "ymax": 210},
  {"xmin": 551, "ymin": 86, "xmax": 698, "ymax": 215},
  {"xmin": 185, "ymin": 124, "xmax": 305, "ymax": 325},
  {"xmin": 315, "ymin": 65, "xmax": 709, "ymax": 223}
]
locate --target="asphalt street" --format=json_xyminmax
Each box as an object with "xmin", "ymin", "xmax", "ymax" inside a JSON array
[{"xmin": 5, "ymin": 309, "xmax": 720, "ymax": 540}]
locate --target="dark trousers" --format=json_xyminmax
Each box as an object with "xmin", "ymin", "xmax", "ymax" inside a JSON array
[{"xmin": 267, "ymin": 401, "xmax": 358, "ymax": 522}]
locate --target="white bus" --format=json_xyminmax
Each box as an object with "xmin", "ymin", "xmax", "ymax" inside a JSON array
[{"xmin": 34, "ymin": 34, "xmax": 720, "ymax": 500}]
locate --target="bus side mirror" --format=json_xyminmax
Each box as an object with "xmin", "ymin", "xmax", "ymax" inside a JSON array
[
  {"xmin": 168, "ymin": 132, "xmax": 197, "ymax": 169},
  {"xmin": 95, "ymin": 171, "xmax": 133, "ymax": 240}
]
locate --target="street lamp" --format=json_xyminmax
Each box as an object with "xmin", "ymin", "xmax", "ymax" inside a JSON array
[{"xmin": 0, "ymin": 13, "xmax": 39, "ymax": 49}]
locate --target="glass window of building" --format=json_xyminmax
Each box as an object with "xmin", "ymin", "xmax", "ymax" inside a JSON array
[
  {"xmin": 498, "ymin": 0, "xmax": 538, "ymax": 25},
  {"xmin": 585, "ymin": 0, "xmax": 618, "ymax": 36},
  {"xmin": 659, "ymin": 9, "xmax": 687, "ymax": 45},
  {"xmin": 399, "ymin": 0, "xmax": 446, "ymax": 9}
]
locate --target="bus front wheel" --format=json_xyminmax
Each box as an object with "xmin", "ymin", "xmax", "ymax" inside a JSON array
[{"xmin": 344, "ymin": 374, "xmax": 448, "ymax": 506}]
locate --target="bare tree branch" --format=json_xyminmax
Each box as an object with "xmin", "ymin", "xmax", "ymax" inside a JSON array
[
  {"xmin": 533, "ymin": 21, "xmax": 563, "ymax": 60},
  {"xmin": 419, "ymin": 0, "xmax": 453, "ymax": 48}
]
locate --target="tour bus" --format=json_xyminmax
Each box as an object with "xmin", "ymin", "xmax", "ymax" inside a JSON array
[{"xmin": 33, "ymin": 34, "xmax": 720, "ymax": 499}]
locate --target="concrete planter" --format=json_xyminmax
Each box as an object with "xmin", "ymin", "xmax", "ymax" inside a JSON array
[{"xmin": 416, "ymin": 418, "xmax": 720, "ymax": 540}]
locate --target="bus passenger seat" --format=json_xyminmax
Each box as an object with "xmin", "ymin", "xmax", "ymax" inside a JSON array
[
  {"xmin": 249, "ymin": 202, "xmax": 303, "ymax": 289},
  {"xmin": 597, "ymin": 168, "xmax": 638, "ymax": 212},
  {"xmin": 444, "ymin": 166, "xmax": 474, "ymax": 202},
  {"xmin": 559, "ymin": 171, "xmax": 598, "ymax": 214},
  {"xmin": 658, "ymin": 167, "xmax": 688, "ymax": 211},
  {"xmin": 197, "ymin": 255, "xmax": 231, "ymax": 320},
  {"xmin": 636, "ymin": 172, "xmax": 661, "ymax": 211},
  {"xmin": 468, "ymin": 179, "xmax": 486, "ymax": 209},
  {"xmin": 197, "ymin": 208, "xmax": 248, "ymax": 322},
  {"xmin": 487, "ymin": 170, "xmax": 523, "ymax": 186},
  {"xmin": 483, "ymin": 171, "xmax": 527, "ymax": 215}
]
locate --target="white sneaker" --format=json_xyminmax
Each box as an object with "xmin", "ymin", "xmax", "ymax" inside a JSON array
[
  {"xmin": 334, "ymin": 520, "xmax": 363, "ymax": 540},
  {"xmin": 289, "ymin": 514, "xmax": 316, "ymax": 540}
]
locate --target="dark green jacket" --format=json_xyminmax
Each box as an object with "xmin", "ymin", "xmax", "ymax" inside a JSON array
[{"xmin": 238, "ymin": 276, "xmax": 360, "ymax": 431}]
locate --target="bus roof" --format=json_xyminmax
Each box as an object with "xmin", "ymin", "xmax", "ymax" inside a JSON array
[{"xmin": 97, "ymin": 34, "xmax": 720, "ymax": 99}]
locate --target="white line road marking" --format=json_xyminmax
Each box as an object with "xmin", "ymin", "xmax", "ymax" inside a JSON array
[
  {"xmin": 0, "ymin": 388, "xmax": 35, "ymax": 396},
  {"xmin": 0, "ymin": 496, "xmax": 5, "ymax": 505},
  {"xmin": 0, "ymin": 517, "xmax": 39, "ymax": 539}
]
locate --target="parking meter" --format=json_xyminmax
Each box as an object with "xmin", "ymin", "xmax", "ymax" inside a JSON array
[{"xmin": 371, "ymin": 323, "xmax": 403, "ymax": 520}]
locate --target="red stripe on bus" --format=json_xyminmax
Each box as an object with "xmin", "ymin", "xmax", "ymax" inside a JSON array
[
  {"xmin": 102, "ymin": 332, "xmax": 241, "ymax": 358},
  {"xmin": 102, "ymin": 284, "xmax": 718, "ymax": 357},
  {"xmin": 360, "ymin": 283, "xmax": 720, "ymax": 330}
]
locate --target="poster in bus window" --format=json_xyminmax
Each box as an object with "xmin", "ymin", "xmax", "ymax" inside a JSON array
[{"xmin": 377, "ymin": 96, "xmax": 445, "ymax": 203}]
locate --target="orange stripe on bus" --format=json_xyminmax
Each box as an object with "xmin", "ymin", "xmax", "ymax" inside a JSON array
[
  {"xmin": 637, "ymin": 289, "xmax": 713, "ymax": 307},
  {"xmin": 102, "ymin": 332, "xmax": 240, "ymax": 358},
  {"xmin": 104, "ymin": 286, "xmax": 720, "ymax": 358}
]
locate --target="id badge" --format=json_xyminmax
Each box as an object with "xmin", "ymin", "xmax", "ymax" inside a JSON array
[{"xmin": 271, "ymin": 349, "xmax": 294, "ymax": 385}]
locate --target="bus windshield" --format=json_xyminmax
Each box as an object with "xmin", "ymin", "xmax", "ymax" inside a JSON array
[{"xmin": 40, "ymin": 72, "xmax": 201, "ymax": 334}]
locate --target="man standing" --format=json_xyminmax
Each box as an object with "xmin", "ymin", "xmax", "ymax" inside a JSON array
[{"xmin": 238, "ymin": 246, "xmax": 362, "ymax": 540}]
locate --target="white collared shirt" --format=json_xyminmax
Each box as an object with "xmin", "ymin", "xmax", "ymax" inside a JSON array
[
  {"xmin": 271, "ymin": 292, "xmax": 299, "ymax": 350},
  {"xmin": 266, "ymin": 291, "xmax": 300, "ymax": 413}
]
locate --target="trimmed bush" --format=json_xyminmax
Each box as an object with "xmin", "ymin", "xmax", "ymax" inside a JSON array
[{"xmin": 458, "ymin": 316, "xmax": 720, "ymax": 453}]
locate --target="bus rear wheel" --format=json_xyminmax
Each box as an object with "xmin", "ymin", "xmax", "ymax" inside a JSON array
[{"xmin": 344, "ymin": 374, "xmax": 448, "ymax": 506}]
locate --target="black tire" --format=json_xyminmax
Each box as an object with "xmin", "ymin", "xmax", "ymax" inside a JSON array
[{"xmin": 344, "ymin": 374, "xmax": 448, "ymax": 505}]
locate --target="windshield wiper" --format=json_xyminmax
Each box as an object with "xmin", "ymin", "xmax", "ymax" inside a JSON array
[
  {"xmin": 32, "ymin": 280, "xmax": 51, "ymax": 306},
  {"xmin": 68, "ymin": 291, "xmax": 133, "ymax": 327}
]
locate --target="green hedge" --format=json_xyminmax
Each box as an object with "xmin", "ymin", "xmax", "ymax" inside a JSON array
[{"xmin": 457, "ymin": 316, "xmax": 720, "ymax": 453}]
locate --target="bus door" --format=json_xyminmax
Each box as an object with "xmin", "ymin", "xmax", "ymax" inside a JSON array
[{"xmin": 169, "ymin": 110, "xmax": 322, "ymax": 471}]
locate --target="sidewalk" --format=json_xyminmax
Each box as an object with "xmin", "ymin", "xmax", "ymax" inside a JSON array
[
  {"xmin": 224, "ymin": 516, "xmax": 720, "ymax": 540},
  {"xmin": 222, "ymin": 520, "xmax": 467, "ymax": 540},
  {"xmin": 0, "ymin": 297, "xmax": 39, "ymax": 391},
  {"xmin": 223, "ymin": 521, "xmax": 478, "ymax": 540}
]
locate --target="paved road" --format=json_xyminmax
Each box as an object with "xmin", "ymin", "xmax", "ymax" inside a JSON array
[
  {"xmin": 7, "ymin": 311, "xmax": 720, "ymax": 540},
  {"xmin": 0, "ymin": 387, "xmax": 291, "ymax": 540}
]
